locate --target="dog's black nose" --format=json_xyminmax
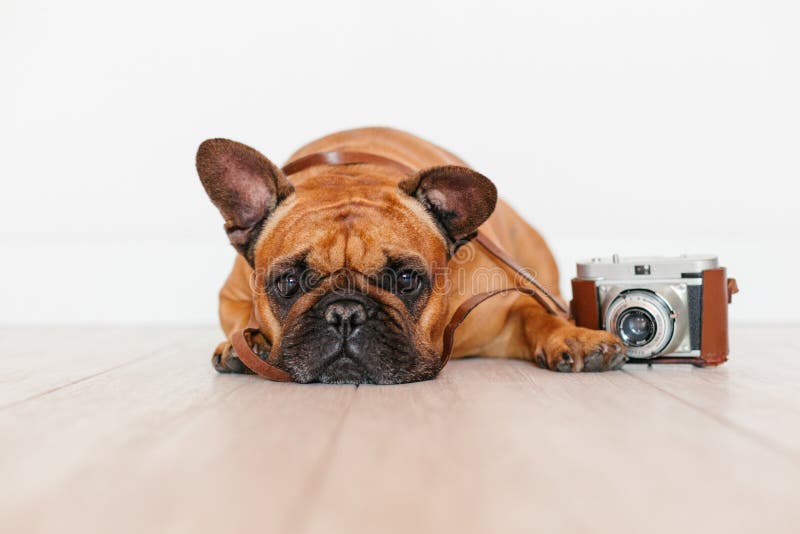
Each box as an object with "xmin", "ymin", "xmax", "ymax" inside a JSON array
[{"xmin": 324, "ymin": 300, "xmax": 367, "ymax": 337}]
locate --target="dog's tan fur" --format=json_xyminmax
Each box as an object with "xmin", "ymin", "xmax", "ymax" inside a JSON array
[{"xmin": 207, "ymin": 127, "xmax": 623, "ymax": 377}]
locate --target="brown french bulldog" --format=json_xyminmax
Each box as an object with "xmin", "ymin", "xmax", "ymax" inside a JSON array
[{"xmin": 196, "ymin": 127, "xmax": 624, "ymax": 384}]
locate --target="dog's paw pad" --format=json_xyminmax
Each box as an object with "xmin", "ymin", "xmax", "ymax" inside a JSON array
[
  {"xmin": 211, "ymin": 351, "xmax": 226, "ymax": 373},
  {"xmin": 608, "ymin": 347, "xmax": 627, "ymax": 370},
  {"xmin": 555, "ymin": 352, "xmax": 575, "ymax": 372},
  {"xmin": 211, "ymin": 344, "xmax": 248, "ymax": 374},
  {"xmin": 582, "ymin": 348, "xmax": 605, "ymax": 372}
]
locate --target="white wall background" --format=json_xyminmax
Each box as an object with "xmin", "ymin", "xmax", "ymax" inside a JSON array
[{"xmin": 2, "ymin": 0, "xmax": 798, "ymax": 324}]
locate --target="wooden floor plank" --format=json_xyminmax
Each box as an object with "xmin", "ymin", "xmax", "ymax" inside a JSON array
[
  {"xmin": 0, "ymin": 326, "xmax": 190, "ymax": 407},
  {"xmin": 1, "ymin": 326, "xmax": 799, "ymax": 534},
  {"xmin": 300, "ymin": 358, "xmax": 800, "ymax": 534},
  {"xmin": 625, "ymin": 326, "xmax": 800, "ymax": 458},
  {"xmin": 0, "ymin": 328, "xmax": 357, "ymax": 534}
]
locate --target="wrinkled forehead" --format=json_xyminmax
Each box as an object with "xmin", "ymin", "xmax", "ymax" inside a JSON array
[{"xmin": 254, "ymin": 194, "xmax": 447, "ymax": 275}]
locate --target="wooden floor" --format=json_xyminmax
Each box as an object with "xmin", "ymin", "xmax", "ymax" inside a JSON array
[{"xmin": 1, "ymin": 326, "xmax": 799, "ymax": 534}]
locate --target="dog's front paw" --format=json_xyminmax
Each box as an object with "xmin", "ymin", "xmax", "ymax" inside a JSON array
[
  {"xmin": 212, "ymin": 341, "xmax": 248, "ymax": 374},
  {"xmin": 535, "ymin": 327, "xmax": 626, "ymax": 372},
  {"xmin": 212, "ymin": 332, "xmax": 273, "ymax": 374}
]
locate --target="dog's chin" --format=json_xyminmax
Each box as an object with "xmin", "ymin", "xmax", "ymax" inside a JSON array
[
  {"xmin": 287, "ymin": 356, "xmax": 440, "ymax": 385},
  {"xmin": 280, "ymin": 346, "xmax": 441, "ymax": 385},
  {"xmin": 316, "ymin": 354, "xmax": 372, "ymax": 384}
]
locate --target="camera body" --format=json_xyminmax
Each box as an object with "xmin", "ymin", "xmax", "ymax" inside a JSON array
[{"xmin": 571, "ymin": 254, "xmax": 737, "ymax": 366}]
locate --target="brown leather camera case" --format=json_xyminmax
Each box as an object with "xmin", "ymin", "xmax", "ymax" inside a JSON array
[{"xmin": 570, "ymin": 268, "xmax": 738, "ymax": 367}]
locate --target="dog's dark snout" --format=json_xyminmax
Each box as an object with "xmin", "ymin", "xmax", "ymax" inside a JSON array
[{"xmin": 324, "ymin": 300, "xmax": 367, "ymax": 337}]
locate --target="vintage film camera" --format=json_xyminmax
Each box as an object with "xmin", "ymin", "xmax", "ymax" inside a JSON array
[{"xmin": 571, "ymin": 254, "xmax": 738, "ymax": 366}]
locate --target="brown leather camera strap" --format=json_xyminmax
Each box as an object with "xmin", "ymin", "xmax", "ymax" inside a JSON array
[
  {"xmin": 282, "ymin": 151, "xmax": 417, "ymax": 177},
  {"xmin": 441, "ymin": 286, "xmax": 564, "ymax": 370},
  {"xmin": 230, "ymin": 326, "xmax": 292, "ymax": 381},
  {"xmin": 473, "ymin": 232, "xmax": 568, "ymax": 316},
  {"xmin": 228, "ymin": 150, "xmax": 568, "ymax": 381}
]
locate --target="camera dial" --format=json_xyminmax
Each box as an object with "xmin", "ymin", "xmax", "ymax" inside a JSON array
[{"xmin": 605, "ymin": 290, "xmax": 675, "ymax": 358}]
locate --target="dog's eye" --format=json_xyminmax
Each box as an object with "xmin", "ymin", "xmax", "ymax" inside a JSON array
[
  {"xmin": 276, "ymin": 273, "xmax": 300, "ymax": 298},
  {"xmin": 396, "ymin": 270, "xmax": 422, "ymax": 294}
]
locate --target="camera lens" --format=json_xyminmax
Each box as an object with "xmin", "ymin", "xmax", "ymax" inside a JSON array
[
  {"xmin": 617, "ymin": 308, "xmax": 656, "ymax": 347},
  {"xmin": 605, "ymin": 290, "xmax": 674, "ymax": 358}
]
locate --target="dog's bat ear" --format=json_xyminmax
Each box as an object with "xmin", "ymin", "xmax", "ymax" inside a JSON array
[
  {"xmin": 399, "ymin": 166, "xmax": 497, "ymax": 245},
  {"xmin": 196, "ymin": 138, "xmax": 294, "ymax": 261}
]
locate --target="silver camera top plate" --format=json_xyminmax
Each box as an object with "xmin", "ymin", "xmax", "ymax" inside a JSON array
[{"xmin": 576, "ymin": 254, "xmax": 718, "ymax": 280}]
